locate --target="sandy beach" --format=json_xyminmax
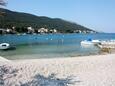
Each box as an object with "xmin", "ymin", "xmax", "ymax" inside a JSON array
[{"xmin": 0, "ymin": 54, "xmax": 115, "ymax": 86}]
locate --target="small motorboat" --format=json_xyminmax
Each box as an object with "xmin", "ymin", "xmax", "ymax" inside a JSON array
[
  {"xmin": 81, "ymin": 40, "xmax": 94, "ymax": 45},
  {"xmin": 0, "ymin": 43, "xmax": 16, "ymax": 50},
  {"xmin": 81, "ymin": 39, "xmax": 100, "ymax": 46},
  {"xmin": 0, "ymin": 43, "xmax": 10, "ymax": 50}
]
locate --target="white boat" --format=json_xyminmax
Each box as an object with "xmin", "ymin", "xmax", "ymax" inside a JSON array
[
  {"xmin": 81, "ymin": 39, "xmax": 100, "ymax": 46},
  {"xmin": 0, "ymin": 43, "xmax": 10, "ymax": 50},
  {"xmin": 81, "ymin": 40, "xmax": 94, "ymax": 45},
  {"xmin": 98, "ymin": 40, "xmax": 115, "ymax": 48}
]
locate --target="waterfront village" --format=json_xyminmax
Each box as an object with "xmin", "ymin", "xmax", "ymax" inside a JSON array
[{"xmin": 0, "ymin": 26, "xmax": 97, "ymax": 35}]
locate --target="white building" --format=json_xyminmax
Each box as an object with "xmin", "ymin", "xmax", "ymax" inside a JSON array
[
  {"xmin": 27, "ymin": 27, "xmax": 34, "ymax": 33},
  {"xmin": 38, "ymin": 28, "xmax": 48, "ymax": 33},
  {"xmin": 49, "ymin": 29, "xmax": 57, "ymax": 33},
  {"xmin": 53, "ymin": 29, "xmax": 57, "ymax": 33}
]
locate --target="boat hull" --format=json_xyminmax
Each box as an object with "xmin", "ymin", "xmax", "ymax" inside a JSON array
[{"xmin": 0, "ymin": 43, "xmax": 10, "ymax": 50}]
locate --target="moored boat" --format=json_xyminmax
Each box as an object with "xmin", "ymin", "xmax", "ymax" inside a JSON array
[
  {"xmin": 81, "ymin": 40, "xmax": 94, "ymax": 45},
  {"xmin": 97, "ymin": 40, "xmax": 115, "ymax": 48},
  {"xmin": 0, "ymin": 43, "xmax": 10, "ymax": 50},
  {"xmin": 81, "ymin": 39, "xmax": 100, "ymax": 46}
]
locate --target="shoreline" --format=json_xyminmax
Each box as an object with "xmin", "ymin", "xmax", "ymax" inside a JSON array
[
  {"xmin": 1, "ymin": 51, "xmax": 113, "ymax": 60},
  {"xmin": 0, "ymin": 54, "xmax": 115, "ymax": 86},
  {"xmin": 12, "ymin": 53, "xmax": 115, "ymax": 61},
  {"xmin": 0, "ymin": 56, "xmax": 10, "ymax": 62}
]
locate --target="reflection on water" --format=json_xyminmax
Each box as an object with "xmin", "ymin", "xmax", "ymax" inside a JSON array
[{"xmin": 0, "ymin": 33, "xmax": 115, "ymax": 60}]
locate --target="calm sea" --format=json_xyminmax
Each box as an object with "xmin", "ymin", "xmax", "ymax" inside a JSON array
[{"xmin": 0, "ymin": 33, "xmax": 115, "ymax": 60}]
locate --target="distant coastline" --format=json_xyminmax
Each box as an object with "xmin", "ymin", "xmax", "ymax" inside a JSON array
[{"xmin": 0, "ymin": 8, "xmax": 97, "ymax": 35}]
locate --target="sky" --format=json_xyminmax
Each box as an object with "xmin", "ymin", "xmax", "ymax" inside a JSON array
[{"xmin": 5, "ymin": 0, "xmax": 115, "ymax": 33}]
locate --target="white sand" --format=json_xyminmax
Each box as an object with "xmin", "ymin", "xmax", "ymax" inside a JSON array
[{"xmin": 0, "ymin": 54, "xmax": 115, "ymax": 86}]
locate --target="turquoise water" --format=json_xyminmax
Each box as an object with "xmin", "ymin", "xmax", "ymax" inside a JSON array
[{"xmin": 0, "ymin": 33, "xmax": 115, "ymax": 60}]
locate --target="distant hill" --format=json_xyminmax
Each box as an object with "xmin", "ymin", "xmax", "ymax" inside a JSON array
[{"xmin": 0, "ymin": 8, "xmax": 95, "ymax": 33}]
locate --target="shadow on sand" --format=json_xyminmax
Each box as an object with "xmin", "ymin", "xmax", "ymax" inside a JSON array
[
  {"xmin": 0, "ymin": 65, "xmax": 81, "ymax": 86},
  {"xmin": 21, "ymin": 73, "xmax": 79, "ymax": 86}
]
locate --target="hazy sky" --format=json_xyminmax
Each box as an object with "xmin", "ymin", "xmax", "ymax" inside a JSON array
[{"xmin": 6, "ymin": 0, "xmax": 115, "ymax": 33}]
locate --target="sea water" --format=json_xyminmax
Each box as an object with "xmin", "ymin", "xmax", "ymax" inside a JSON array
[{"xmin": 0, "ymin": 33, "xmax": 115, "ymax": 60}]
